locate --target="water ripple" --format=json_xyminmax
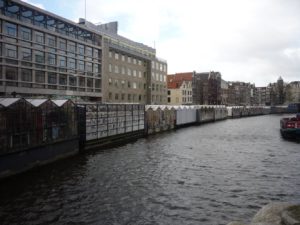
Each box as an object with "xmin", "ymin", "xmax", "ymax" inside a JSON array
[{"xmin": 0, "ymin": 115, "xmax": 300, "ymax": 225}]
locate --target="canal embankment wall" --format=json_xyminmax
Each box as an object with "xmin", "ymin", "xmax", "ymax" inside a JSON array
[{"xmin": 0, "ymin": 97, "xmax": 299, "ymax": 179}]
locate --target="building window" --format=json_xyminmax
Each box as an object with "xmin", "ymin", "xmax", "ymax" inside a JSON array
[
  {"xmin": 48, "ymin": 73, "xmax": 57, "ymax": 84},
  {"xmin": 35, "ymin": 71, "xmax": 45, "ymax": 83},
  {"xmin": 109, "ymin": 64, "xmax": 112, "ymax": 73},
  {"xmin": 68, "ymin": 42, "xmax": 76, "ymax": 53},
  {"xmin": 93, "ymin": 49, "xmax": 99, "ymax": 59},
  {"xmin": 48, "ymin": 53, "xmax": 56, "ymax": 65},
  {"xmin": 127, "ymin": 56, "xmax": 131, "ymax": 63},
  {"xmin": 133, "ymin": 70, "xmax": 136, "ymax": 77},
  {"xmin": 121, "ymin": 55, "xmax": 125, "ymax": 61},
  {"xmin": 68, "ymin": 58, "xmax": 76, "ymax": 70},
  {"xmin": 128, "ymin": 81, "xmax": 131, "ymax": 88},
  {"xmin": 127, "ymin": 68, "xmax": 131, "ymax": 76},
  {"xmin": 94, "ymin": 64, "xmax": 99, "ymax": 73},
  {"xmin": 20, "ymin": 27, "xmax": 31, "ymax": 41},
  {"xmin": 48, "ymin": 35, "xmax": 55, "ymax": 47},
  {"xmin": 6, "ymin": 67, "xmax": 18, "ymax": 80},
  {"xmin": 86, "ymin": 62, "xmax": 93, "ymax": 75},
  {"xmin": 59, "ymin": 74, "xmax": 67, "ymax": 85},
  {"xmin": 138, "ymin": 71, "xmax": 142, "ymax": 78},
  {"xmin": 115, "ymin": 93, "xmax": 119, "ymax": 100},
  {"xmin": 86, "ymin": 47, "xmax": 92, "ymax": 57},
  {"xmin": 21, "ymin": 69, "xmax": 32, "ymax": 83},
  {"xmin": 133, "ymin": 82, "xmax": 137, "ymax": 89},
  {"xmin": 5, "ymin": 22, "xmax": 17, "ymax": 37},
  {"xmin": 114, "ymin": 65, "xmax": 119, "ymax": 73},
  {"xmin": 95, "ymin": 79, "xmax": 101, "ymax": 88},
  {"xmin": 35, "ymin": 32, "xmax": 44, "ymax": 44},
  {"xmin": 109, "ymin": 51, "xmax": 112, "ymax": 58},
  {"xmin": 115, "ymin": 53, "xmax": 119, "ymax": 60},
  {"xmin": 59, "ymin": 39, "xmax": 66, "ymax": 50},
  {"xmin": 69, "ymin": 76, "xmax": 77, "ymax": 86},
  {"xmin": 35, "ymin": 51, "xmax": 44, "ymax": 63},
  {"xmin": 6, "ymin": 44, "xmax": 17, "ymax": 58},
  {"xmin": 138, "ymin": 60, "xmax": 142, "ymax": 66},
  {"xmin": 58, "ymin": 56, "xmax": 66, "ymax": 67},
  {"xmin": 133, "ymin": 58, "xmax": 136, "ymax": 64},
  {"xmin": 113, "ymin": 79, "xmax": 118, "ymax": 87},
  {"xmin": 121, "ymin": 66, "xmax": 125, "ymax": 75},
  {"xmin": 87, "ymin": 78, "xmax": 93, "ymax": 88},
  {"xmin": 78, "ymin": 61, "xmax": 84, "ymax": 71},
  {"xmin": 78, "ymin": 44, "xmax": 84, "ymax": 55},
  {"xmin": 20, "ymin": 48, "xmax": 32, "ymax": 63},
  {"xmin": 79, "ymin": 77, "xmax": 85, "ymax": 87}
]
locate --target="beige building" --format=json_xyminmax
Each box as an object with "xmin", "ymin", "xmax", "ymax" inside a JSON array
[{"xmin": 167, "ymin": 72, "xmax": 192, "ymax": 105}]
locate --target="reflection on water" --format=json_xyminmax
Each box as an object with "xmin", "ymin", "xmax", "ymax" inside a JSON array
[{"xmin": 0, "ymin": 114, "xmax": 299, "ymax": 225}]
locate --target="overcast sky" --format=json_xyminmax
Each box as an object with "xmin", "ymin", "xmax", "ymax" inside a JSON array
[{"xmin": 24, "ymin": 0, "xmax": 300, "ymax": 86}]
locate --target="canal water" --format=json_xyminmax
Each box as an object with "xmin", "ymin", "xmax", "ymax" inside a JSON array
[{"xmin": 0, "ymin": 114, "xmax": 300, "ymax": 225}]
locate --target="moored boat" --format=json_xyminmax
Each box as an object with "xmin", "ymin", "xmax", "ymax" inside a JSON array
[{"xmin": 280, "ymin": 113, "xmax": 300, "ymax": 139}]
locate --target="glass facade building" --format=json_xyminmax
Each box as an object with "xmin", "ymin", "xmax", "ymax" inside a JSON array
[
  {"xmin": 0, "ymin": 0, "xmax": 102, "ymax": 100},
  {"xmin": 0, "ymin": 0, "xmax": 167, "ymax": 104}
]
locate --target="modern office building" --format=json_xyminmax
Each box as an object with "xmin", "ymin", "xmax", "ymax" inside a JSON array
[{"xmin": 0, "ymin": 0, "xmax": 167, "ymax": 103}]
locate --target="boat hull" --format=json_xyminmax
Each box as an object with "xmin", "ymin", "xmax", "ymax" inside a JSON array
[{"xmin": 280, "ymin": 128, "xmax": 300, "ymax": 139}]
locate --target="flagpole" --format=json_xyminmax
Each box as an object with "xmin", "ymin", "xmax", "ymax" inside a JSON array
[{"xmin": 85, "ymin": 0, "xmax": 86, "ymax": 21}]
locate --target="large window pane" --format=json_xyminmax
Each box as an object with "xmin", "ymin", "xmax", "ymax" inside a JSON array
[
  {"xmin": 5, "ymin": 3, "xmax": 19, "ymax": 19},
  {"xmin": 48, "ymin": 72, "xmax": 57, "ymax": 84},
  {"xmin": 48, "ymin": 53, "xmax": 56, "ymax": 65},
  {"xmin": 35, "ymin": 50, "xmax": 44, "ymax": 63},
  {"xmin": 35, "ymin": 31, "xmax": 44, "ymax": 44},
  {"xmin": 21, "ymin": 48, "xmax": 31, "ymax": 61},
  {"xmin": 69, "ymin": 75, "xmax": 76, "ymax": 86},
  {"xmin": 21, "ymin": 69, "xmax": 32, "ymax": 87},
  {"xmin": 59, "ymin": 74, "xmax": 67, "ymax": 85},
  {"xmin": 35, "ymin": 71, "xmax": 45, "ymax": 83},
  {"xmin": 5, "ymin": 44, "xmax": 17, "ymax": 58},
  {"xmin": 5, "ymin": 66, "xmax": 18, "ymax": 86},
  {"xmin": 68, "ymin": 58, "xmax": 76, "ymax": 69},
  {"xmin": 4, "ymin": 22, "xmax": 17, "ymax": 37},
  {"xmin": 6, "ymin": 66, "xmax": 18, "ymax": 80},
  {"xmin": 20, "ymin": 9, "xmax": 33, "ymax": 23},
  {"xmin": 20, "ymin": 26, "xmax": 31, "ymax": 41},
  {"xmin": 47, "ymin": 35, "xmax": 56, "ymax": 47}
]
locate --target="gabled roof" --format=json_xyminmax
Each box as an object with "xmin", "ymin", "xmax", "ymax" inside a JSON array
[
  {"xmin": 0, "ymin": 98, "xmax": 21, "ymax": 107},
  {"xmin": 167, "ymin": 72, "xmax": 193, "ymax": 89},
  {"xmin": 52, "ymin": 99, "xmax": 69, "ymax": 107},
  {"xmin": 26, "ymin": 99, "xmax": 49, "ymax": 107}
]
